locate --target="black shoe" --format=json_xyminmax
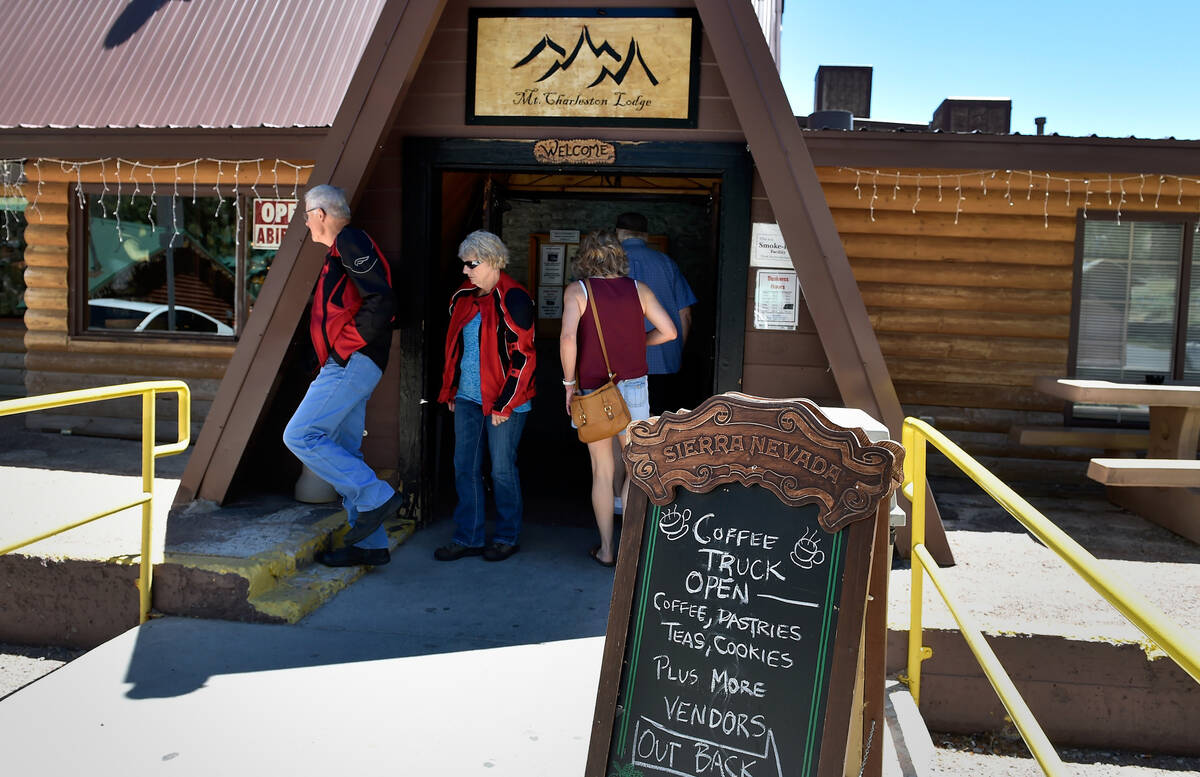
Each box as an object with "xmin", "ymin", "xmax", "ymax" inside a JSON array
[
  {"xmin": 342, "ymin": 490, "xmax": 408, "ymax": 546},
  {"xmin": 483, "ymin": 542, "xmax": 520, "ymax": 562},
  {"xmin": 433, "ymin": 542, "xmax": 484, "ymax": 561},
  {"xmin": 316, "ymin": 545, "xmax": 390, "ymax": 567}
]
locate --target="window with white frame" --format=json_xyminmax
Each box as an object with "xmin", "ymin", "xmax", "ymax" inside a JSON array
[{"xmin": 1072, "ymin": 214, "xmax": 1199, "ymax": 421}]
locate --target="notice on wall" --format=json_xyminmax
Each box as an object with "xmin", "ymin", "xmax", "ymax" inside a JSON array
[
  {"xmin": 750, "ymin": 222, "xmax": 792, "ymax": 268},
  {"xmin": 548, "ymin": 229, "xmax": 581, "ymax": 244},
  {"xmin": 540, "ymin": 243, "xmax": 567, "ymax": 286},
  {"xmin": 251, "ymin": 198, "xmax": 297, "ymax": 250},
  {"xmin": 754, "ymin": 269, "xmax": 799, "ymax": 330},
  {"xmin": 538, "ymin": 285, "xmax": 563, "ymax": 319}
]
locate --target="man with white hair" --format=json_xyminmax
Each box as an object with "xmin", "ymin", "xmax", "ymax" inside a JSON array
[{"xmin": 283, "ymin": 184, "xmax": 405, "ymax": 566}]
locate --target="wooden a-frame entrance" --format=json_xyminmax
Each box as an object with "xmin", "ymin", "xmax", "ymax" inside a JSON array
[{"xmin": 176, "ymin": 0, "xmax": 952, "ymax": 562}]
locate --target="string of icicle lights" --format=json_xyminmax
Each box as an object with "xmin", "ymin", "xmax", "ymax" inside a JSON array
[
  {"xmin": 839, "ymin": 167, "xmax": 1200, "ymax": 230},
  {"xmin": 0, "ymin": 157, "xmax": 314, "ymax": 243}
]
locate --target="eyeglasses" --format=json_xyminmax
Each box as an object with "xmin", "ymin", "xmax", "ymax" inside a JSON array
[
  {"xmin": 462, "ymin": 258, "xmax": 483, "ymax": 269},
  {"xmin": 304, "ymin": 207, "xmax": 321, "ymax": 220}
]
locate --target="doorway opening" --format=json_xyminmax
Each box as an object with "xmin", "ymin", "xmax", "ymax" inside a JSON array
[
  {"xmin": 404, "ymin": 138, "xmax": 751, "ymax": 534},
  {"xmin": 429, "ymin": 170, "xmax": 722, "ymax": 525}
]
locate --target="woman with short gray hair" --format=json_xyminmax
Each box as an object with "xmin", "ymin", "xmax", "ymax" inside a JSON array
[{"xmin": 435, "ymin": 230, "xmax": 537, "ymax": 562}]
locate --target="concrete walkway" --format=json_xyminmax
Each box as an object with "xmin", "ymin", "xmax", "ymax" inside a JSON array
[
  {"xmin": 0, "ymin": 521, "xmax": 615, "ymax": 774},
  {"xmin": 0, "ymin": 520, "xmax": 922, "ymax": 775}
]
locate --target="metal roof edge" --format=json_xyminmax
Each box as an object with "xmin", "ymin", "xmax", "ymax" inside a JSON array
[
  {"xmin": 0, "ymin": 127, "xmax": 327, "ymax": 160},
  {"xmin": 800, "ymin": 130, "xmax": 1200, "ymax": 175}
]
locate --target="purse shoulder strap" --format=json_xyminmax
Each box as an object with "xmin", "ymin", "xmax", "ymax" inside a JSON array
[{"xmin": 583, "ymin": 277, "xmax": 616, "ymax": 381}]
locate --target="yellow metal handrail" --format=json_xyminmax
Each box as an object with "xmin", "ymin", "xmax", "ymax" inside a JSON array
[
  {"xmin": 0, "ymin": 381, "xmax": 191, "ymax": 624},
  {"xmin": 900, "ymin": 416, "xmax": 1200, "ymax": 777}
]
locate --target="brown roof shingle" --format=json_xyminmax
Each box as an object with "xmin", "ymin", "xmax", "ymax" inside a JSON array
[{"xmin": 0, "ymin": 0, "xmax": 385, "ymax": 129}]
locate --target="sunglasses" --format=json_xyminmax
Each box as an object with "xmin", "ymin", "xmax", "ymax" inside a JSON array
[{"xmin": 462, "ymin": 258, "xmax": 483, "ymax": 269}]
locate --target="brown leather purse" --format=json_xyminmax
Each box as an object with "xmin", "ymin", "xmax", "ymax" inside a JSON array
[{"xmin": 570, "ymin": 278, "xmax": 632, "ymax": 443}]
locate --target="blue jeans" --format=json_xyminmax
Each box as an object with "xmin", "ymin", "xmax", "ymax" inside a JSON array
[
  {"xmin": 452, "ymin": 400, "xmax": 527, "ymax": 547},
  {"xmin": 283, "ymin": 354, "xmax": 391, "ymax": 549}
]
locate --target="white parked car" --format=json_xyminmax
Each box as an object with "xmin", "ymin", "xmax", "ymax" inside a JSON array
[{"xmin": 87, "ymin": 299, "xmax": 234, "ymax": 336}]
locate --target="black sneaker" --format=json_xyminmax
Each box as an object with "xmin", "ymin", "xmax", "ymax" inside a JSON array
[
  {"xmin": 433, "ymin": 542, "xmax": 484, "ymax": 561},
  {"xmin": 342, "ymin": 490, "xmax": 408, "ymax": 546},
  {"xmin": 316, "ymin": 545, "xmax": 390, "ymax": 567},
  {"xmin": 483, "ymin": 542, "xmax": 520, "ymax": 562}
]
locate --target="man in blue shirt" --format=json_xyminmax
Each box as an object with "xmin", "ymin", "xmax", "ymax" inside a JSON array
[{"xmin": 616, "ymin": 211, "xmax": 698, "ymax": 416}]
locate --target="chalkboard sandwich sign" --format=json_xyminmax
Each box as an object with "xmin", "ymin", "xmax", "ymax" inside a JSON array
[{"xmin": 586, "ymin": 393, "xmax": 903, "ymax": 777}]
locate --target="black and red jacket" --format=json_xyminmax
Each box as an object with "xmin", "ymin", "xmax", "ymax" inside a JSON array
[
  {"xmin": 438, "ymin": 272, "xmax": 537, "ymax": 419},
  {"xmin": 309, "ymin": 227, "xmax": 396, "ymax": 370}
]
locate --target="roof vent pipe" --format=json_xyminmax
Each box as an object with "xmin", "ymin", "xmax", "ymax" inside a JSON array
[
  {"xmin": 808, "ymin": 109, "xmax": 853, "ymax": 130},
  {"xmin": 1035, "ymin": 116, "xmax": 1046, "ymax": 135}
]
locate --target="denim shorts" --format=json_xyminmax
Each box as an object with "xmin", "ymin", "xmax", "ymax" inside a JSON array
[{"xmin": 573, "ymin": 374, "xmax": 650, "ymax": 432}]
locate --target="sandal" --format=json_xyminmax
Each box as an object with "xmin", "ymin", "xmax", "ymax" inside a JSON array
[{"xmin": 589, "ymin": 545, "xmax": 616, "ymax": 568}]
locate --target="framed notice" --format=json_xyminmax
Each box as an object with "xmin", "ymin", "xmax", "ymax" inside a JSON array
[
  {"xmin": 467, "ymin": 8, "xmax": 701, "ymax": 127},
  {"xmin": 750, "ymin": 222, "xmax": 793, "ymax": 268},
  {"xmin": 538, "ymin": 285, "xmax": 563, "ymax": 319},
  {"xmin": 754, "ymin": 269, "xmax": 800, "ymax": 330},
  {"xmin": 585, "ymin": 394, "xmax": 903, "ymax": 777},
  {"xmin": 539, "ymin": 243, "xmax": 566, "ymax": 285}
]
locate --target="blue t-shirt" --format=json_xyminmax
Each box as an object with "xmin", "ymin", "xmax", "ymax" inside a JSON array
[
  {"xmin": 456, "ymin": 313, "xmax": 531, "ymax": 413},
  {"xmin": 622, "ymin": 238, "xmax": 697, "ymax": 375}
]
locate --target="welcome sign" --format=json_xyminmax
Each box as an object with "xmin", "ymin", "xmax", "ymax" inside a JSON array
[{"xmin": 467, "ymin": 9, "xmax": 700, "ymax": 127}]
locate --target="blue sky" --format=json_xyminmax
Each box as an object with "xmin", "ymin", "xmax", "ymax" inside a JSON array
[{"xmin": 778, "ymin": 1, "xmax": 1199, "ymax": 140}]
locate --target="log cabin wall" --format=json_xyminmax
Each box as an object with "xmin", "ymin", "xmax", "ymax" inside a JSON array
[
  {"xmin": 21, "ymin": 161, "xmax": 309, "ymax": 439},
  {"xmin": 0, "ymin": 319, "xmax": 25, "ymax": 399},
  {"xmin": 814, "ymin": 165, "xmax": 1200, "ymax": 481}
]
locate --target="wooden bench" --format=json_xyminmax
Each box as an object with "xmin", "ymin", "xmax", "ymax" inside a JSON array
[
  {"xmin": 1010, "ymin": 425, "xmax": 1149, "ymax": 452},
  {"xmin": 1087, "ymin": 458, "xmax": 1200, "ymax": 488}
]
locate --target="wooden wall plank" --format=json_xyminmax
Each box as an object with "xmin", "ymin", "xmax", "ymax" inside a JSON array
[
  {"xmin": 23, "ymin": 266, "xmax": 66, "ymax": 290},
  {"xmin": 888, "ymin": 357, "xmax": 1055, "ymax": 388},
  {"xmin": 860, "ymin": 283, "xmax": 1070, "ymax": 315},
  {"xmin": 875, "ymin": 332, "xmax": 1067, "ymax": 365},
  {"xmin": 894, "ymin": 381, "xmax": 1062, "ymax": 412},
  {"xmin": 849, "ymin": 258, "xmax": 1072, "ymax": 290},
  {"xmin": 23, "ymin": 331, "xmax": 67, "ymax": 351},
  {"xmin": 868, "ymin": 309, "xmax": 1070, "ymax": 339},
  {"xmin": 26, "ymin": 371, "xmax": 219, "ymax": 403},
  {"xmin": 840, "ymin": 234, "xmax": 1074, "ymax": 265},
  {"xmin": 21, "ymin": 288, "xmax": 67, "ymax": 311},
  {"xmin": 21, "ymin": 246, "xmax": 68, "ymax": 269},
  {"xmin": 24, "ymin": 224, "xmax": 67, "ymax": 248},
  {"xmin": 25, "ymin": 351, "xmax": 227, "ymax": 380},
  {"xmin": 831, "ymin": 208, "xmax": 1076, "ymax": 241}
]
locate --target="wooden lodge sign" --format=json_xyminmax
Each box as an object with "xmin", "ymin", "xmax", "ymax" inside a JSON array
[
  {"xmin": 533, "ymin": 138, "xmax": 616, "ymax": 165},
  {"xmin": 586, "ymin": 394, "xmax": 903, "ymax": 777},
  {"xmin": 467, "ymin": 9, "xmax": 701, "ymax": 127}
]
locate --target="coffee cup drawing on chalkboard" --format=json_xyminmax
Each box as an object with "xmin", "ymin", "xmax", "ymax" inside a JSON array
[
  {"xmin": 789, "ymin": 528, "xmax": 826, "ymax": 570},
  {"xmin": 657, "ymin": 505, "xmax": 694, "ymax": 540}
]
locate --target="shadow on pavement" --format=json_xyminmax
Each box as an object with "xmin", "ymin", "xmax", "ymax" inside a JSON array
[{"xmin": 123, "ymin": 517, "xmax": 617, "ymax": 698}]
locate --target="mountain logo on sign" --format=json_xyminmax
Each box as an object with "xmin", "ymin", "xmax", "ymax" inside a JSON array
[{"xmin": 512, "ymin": 25, "xmax": 659, "ymax": 88}]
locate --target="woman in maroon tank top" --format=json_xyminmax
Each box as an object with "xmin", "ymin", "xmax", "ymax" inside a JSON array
[{"xmin": 559, "ymin": 231, "xmax": 677, "ymax": 566}]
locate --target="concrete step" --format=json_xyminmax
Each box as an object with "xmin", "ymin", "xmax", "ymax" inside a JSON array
[
  {"xmin": 155, "ymin": 509, "xmax": 416, "ymax": 625},
  {"xmin": 0, "ymin": 477, "xmax": 417, "ymax": 647}
]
